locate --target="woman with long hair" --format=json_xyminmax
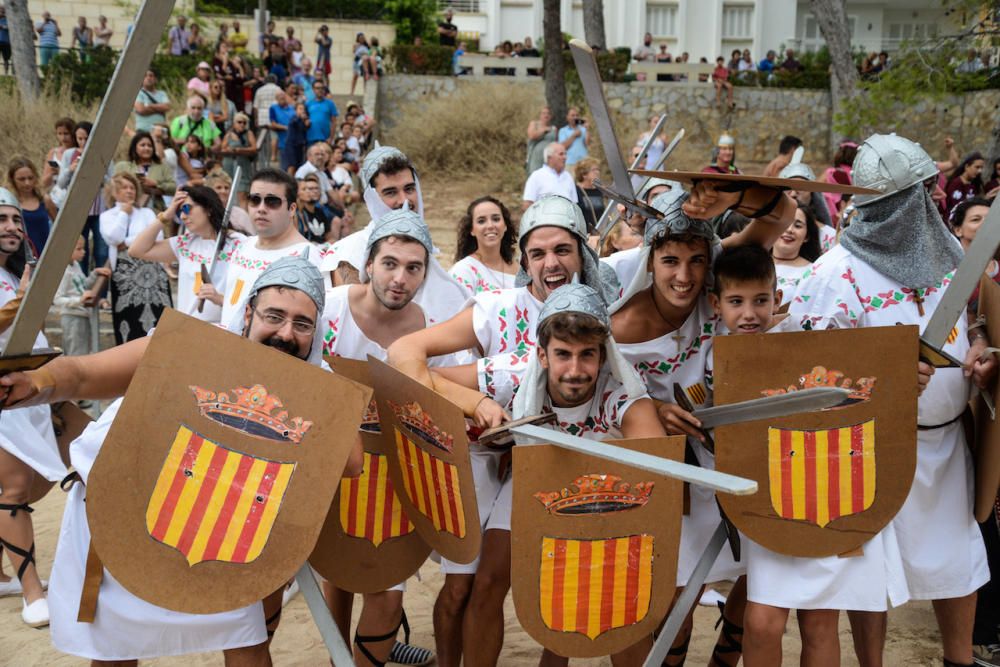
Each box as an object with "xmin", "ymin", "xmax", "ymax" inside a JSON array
[
  {"xmin": 54, "ymin": 121, "xmax": 109, "ymax": 274},
  {"xmin": 600, "ymin": 220, "xmax": 642, "ymax": 258},
  {"xmin": 984, "ymin": 157, "xmax": 1000, "ymax": 201},
  {"xmin": 130, "ymin": 185, "xmax": 245, "ymax": 323},
  {"xmin": 574, "ymin": 158, "xmax": 604, "ymax": 233},
  {"xmin": 176, "ymin": 134, "xmax": 208, "ymax": 188},
  {"xmin": 99, "ymin": 172, "xmax": 172, "ymax": 343},
  {"xmin": 450, "ymin": 196, "xmax": 518, "ymax": 295},
  {"xmin": 772, "ymin": 202, "xmax": 822, "ymax": 305},
  {"xmin": 42, "ymin": 116, "xmax": 76, "ymax": 189},
  {"xmin": 207, "ymin": 78, "xmax": 235, "ymax": 134},
  {"xmin": 113, "ymin": 131, "xmax": 175, "ymax": 212},
  {"xmin": 6, "ymin": 157, "xmax": 56, "ymax": 256},
  {"xmin": 822, "ymin": 140, "xmax": 857, "ymax": 221},
  {"xmin": 944, "ymin": 151, "xmax": 985, "ymax": 218}
]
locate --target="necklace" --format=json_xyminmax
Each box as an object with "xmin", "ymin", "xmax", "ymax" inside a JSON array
[
  {"xmin": 473, "ymin": 252, "xmax": 514, "ymax": 290},
  {"xmin": 649, "ymin": 290, "xmax": 686, "ymax": 352}
]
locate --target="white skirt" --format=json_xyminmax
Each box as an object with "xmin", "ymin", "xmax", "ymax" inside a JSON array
[
  {"xmin": 0, "ymin": 404, "xmax": 65, "ymax": 482},
  {"xmin": 49, "ymin": 484, "xmax": 267, "ymax": 661},
  {"xmin": 892, "ymin": 422, "xmax": 989, "ymax": 600},
  {"xmin": 745, "ymin": 525, "xmax": 910, "ymax": 611}
]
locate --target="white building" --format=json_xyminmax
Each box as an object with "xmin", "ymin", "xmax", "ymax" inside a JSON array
[{"xmin": 445, "ymin": 0, "xmax": 957, "ymax": 62}]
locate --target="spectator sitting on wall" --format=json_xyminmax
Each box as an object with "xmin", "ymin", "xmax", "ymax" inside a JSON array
[
  {"xmin": 713, "ymin": 56, "xmax": 734, "ymax": 109},
  {"xmin": 698, "ymin": 56, "xmax": 710, "ymax": 82},
  {"xmin": 763, "ymin": 135, "xmax": 803, "ymax": 177},
  {"xmin": 522, "ymin": 142, "xmax": 578, "ymax": 210},
  {"xmin": 758, "ymin": 49, "xmax": 777, "ymax": 78},
  {"xmin": 557, "ymin": 107, "xmax": 590, "ymax": 167},
  {"xmin": 438, "ymin": 9, "xmax": 458, "ymax": 47},
  {"xmin": 521, "ymin": 36, "xmax": 540, "ymax": 57},
  {"xmin": 727, "ymin": 49, "xmax": 742, "ymax": 74},
  {"xmin": 655, "ymin": 44, "xmax": 673, "ymax": 81},
  {"xmin": 738, "ymin": 49, "xmax": 755, "ymax": 80},
  {"xmin": 780, "ymin": 48, "xmax": 803, "ymax": 72},
  {"xmin": 453, "ymin": 41, "xmax": 467, "ymax": 76}
]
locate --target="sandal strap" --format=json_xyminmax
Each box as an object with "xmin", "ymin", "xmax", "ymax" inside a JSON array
[
  {"xmin": 0, "ymin": 502, "xmax": 33, "ymax": 517},
  {"xmin": 663, "ymin": 629, "xmax": 692, "ymax": 666},
  {"xmin": 60, "ymin": 471, "xmax": 82, "ymax": 492},
  {"xmin": 265, "ymin": 608, "xmax": 282, "ymax": 638},
  {"xmin": 0, "ymin": 538, "xmax": 35, "ymax": 582},
  {"xmin": 354, "ymin": 613, "xmax": 404, "ymax": 667},
  {"xmin": 710, "ymin": 602, "xmax": 744, "ymax": 666}
]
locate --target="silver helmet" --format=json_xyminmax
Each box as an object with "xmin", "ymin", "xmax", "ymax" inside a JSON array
[
  {"xmin": 248, "ymin": 251, "xmax": 326, "ymax": 314},
  {"xmin": 851, "ymin": 133, "xmax": 938, "ymax": 207},
  {"xmin": 637, "ymin": 177, "xmax": 681, "ymax": 203},
  {"xmin": 538, "ymin": 283, "xmax": 610, "ymax": 330},
  {"xmin": 0, "ymin": 187, "xmax": 21, "ymax": 213},
  {"xmin": 360, "ymin": 142, "xmax": 408, "ymax": 191},
  {"xmin": 779, "ymin": 162, "xmax": 816, "ymax": 181},
  {"xmin": 518, "ymin": 194, "xmax": 588, "ymax": 245}
]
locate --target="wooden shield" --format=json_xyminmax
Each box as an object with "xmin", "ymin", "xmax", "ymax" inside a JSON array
[
  {"xmin": 713, "ymin": 326, "xmax": 918, "ymax": 558},
  {"xmin": 86, "ymin": 309, "xmax": 371, "ymax": 614},
  {"xmin": 310, "ymin": 356, "xmax": 431, "ymax": 593},
  {"xmin": 975, "ymin": 276, "xmax": 1000, "ymax": 522},
  {"xmin": 512, "ymin": 437, "xmax": 684, "ymax": 658},
  {"xmin": 368, "ymin": 357, "xmax": 482, "ymax": 564},
  {"xmin": 28, "ymin": 401, "xmax": 92, "ymax": 503}
]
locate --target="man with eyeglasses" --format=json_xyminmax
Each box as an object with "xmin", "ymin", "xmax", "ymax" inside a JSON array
[
  {"xmin": 0, "ymin": 255, "xmax": 360, "ymax": 665},
  {"xmin": 306, "ymin": 80, "xmax": 338, "ymax": 144},
  {"xmin": 169, "ymin": 94, "xmax": 222, "ymax": 154},
  {"xmin": 295, "ymin": 142, "xmax": 338, "ymax": 208},
  {"xmin": 321, "ymin": 208, "xmax": 457, "ymax": 667},
  {"xmin": 219, "ymin": 168, "xmax": 326, "ymax": 328}
]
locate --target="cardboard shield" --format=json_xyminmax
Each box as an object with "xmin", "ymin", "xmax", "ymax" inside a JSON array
[
  {"xmin": 975, "ymin": 276, "xmax": 1000, "ymax": 522},
  {"xmin": 310, "ymin": 357, "xmax": 431, "ymax": 593},
  {"xmin": 512, "ymin": 437, "xmax": 684, "ymax": 657},
  {"xmin": 28, "ymin": 401, "xmax": 92, "ymax": 503},
  {"xmin": 367, "ymin": 357, "xmax": 482, "ymax": 564},
  {"xmin": 713, "ymin": 326, "xmax": 918, "ymax": 558},
  {"xmin": 86, "ymin": 309, "xmax": 370, "ymax": 613}
]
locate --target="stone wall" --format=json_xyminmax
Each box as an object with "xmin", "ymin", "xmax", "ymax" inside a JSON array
[{"xmin": 379, "ymin": 74, "xmax": 1000, "ymax": 164}]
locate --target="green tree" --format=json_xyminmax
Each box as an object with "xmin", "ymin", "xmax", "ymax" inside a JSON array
[{"xmin": 381, "ymin": 0, "xmax": 438, "ymax": 44}]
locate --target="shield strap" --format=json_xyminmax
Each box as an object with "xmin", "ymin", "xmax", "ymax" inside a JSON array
[{"xmin": 77, "ymin": 540, "xmax": 104, "ymax": 623}]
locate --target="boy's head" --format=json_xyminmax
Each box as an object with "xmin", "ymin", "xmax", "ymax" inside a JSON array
[
  {"xmin": 72, "ymin": 236, "xmax": 85, "ymax": 263},
  {"xmin": 716, "ymin": 57, "xmax": 724, "ymax": 65},
  {"xmin": 709, "ymin": 245, "xmax": 777, "ymax": 335}
]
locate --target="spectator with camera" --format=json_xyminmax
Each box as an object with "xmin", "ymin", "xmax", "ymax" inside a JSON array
[
  {"xmin": 557, "ymin": 107, "xmax": 590, "ymax": 168},
  {"xmin": 35, "ymin": 11, "xmax": 61, "ymax": 66}
]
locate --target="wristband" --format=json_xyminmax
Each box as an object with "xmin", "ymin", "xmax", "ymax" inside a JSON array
[{"xmin": 746, "ymin": 191, "xmax": 784, "ymax": 219}]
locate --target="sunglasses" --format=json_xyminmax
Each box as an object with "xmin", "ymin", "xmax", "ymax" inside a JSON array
[
  {"xmin": 248, "ymin": 193, "xmax": 285, "ymax": 209},
  {"xmin": 180, "ymin": 203, "xmax": 191, "ymax": 215}
]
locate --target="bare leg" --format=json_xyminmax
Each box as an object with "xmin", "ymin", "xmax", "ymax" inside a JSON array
[
  {"xmin": 611, "ymin": 635, "xmax": 652, "ymax": 666},
  {"xmin": 92, "ymin": 661, "xmax": 138, "ymax": 667},
  {"xmin": 261, "ymin": 586, "xmax": 284, "ymax": 646},
  {"xmin": 324, "ymin": 582, "xmax": 355, "ymax": 650},
  {"xmin": 462, "ymin": 529, "xmax": 511, "ymax": 667},
  {"xmin": 934, "ymin": 593, "xmax": 977, "ymax": 665},
  {"xmin": 434, "ymin": 573, "xmax": 473, "ymax": 667},
  {"xmin": 847, "ymin": 610, "xmax": 886, "ymax": 667},
  {"xmin": 710, "ymin": 576, "xmax": 747, "ymax": 666},
  {"xmin": 743, "ymin": 601, "xmax": 790, "ymax": 667},
  {"xmin": 660, "ymin": 585, "xmax": 701, "ymax": 666},
  {"xmin": 224, "ymin": 642, "xmax": 272, "ymax": 667},
  {"xmin": 539, "ymin": 648, "xmax": 568, "ymax": 666},
  {"xmin": 354, "ymin": 589, "xmax": 403, "ymax": 667},
  {"xmin": 0, "ymin": 449, "xmax": 44, "ymax": 603},
  {"xmin": 798, "ymin": 609, "xmax": 840, "ymax": 667}
]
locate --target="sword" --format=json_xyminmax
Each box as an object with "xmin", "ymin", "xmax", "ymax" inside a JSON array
[
  {"xmin": 695, "ymin": 386, "xmax": 851, "ymax": 429},
  {"xmin": 920, "ymin": 195, "xmax": 1000, "ymax": 368},
  {"xmin": 194, "ymin": 165, "xmax": 242, "ymax": 314}
]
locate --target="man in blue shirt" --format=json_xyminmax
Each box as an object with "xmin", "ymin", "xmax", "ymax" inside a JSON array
[
  {"xmin": 556, "ymin": 106, "xmax": 590, "ymax": 167},
  {"xmin": 757, "ymin": 49, "xmax": 777, "ymax": 83},
  {"xmin": 305, "ymin": 81, "xmax": 338, "ymax": 143},
  {"xmin": 35, "ymin": 11, "xmax": 61, "ymax": 66},
  {"xmin": 269, "ymin": 91, "xmax": 297, "ymax": 171},
  {"xmin": 0, "ymin": 6, "xmax": 10, "ymax": 75}
]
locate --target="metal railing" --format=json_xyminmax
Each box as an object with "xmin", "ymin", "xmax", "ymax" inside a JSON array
[{"xmin": 438, "ymin": 0, "xmax": 481, "ymax": 13}]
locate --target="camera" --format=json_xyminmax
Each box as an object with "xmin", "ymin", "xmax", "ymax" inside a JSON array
[{"xmin": 576, "ymin": 118, "xmax": 586, "ymax": 126}]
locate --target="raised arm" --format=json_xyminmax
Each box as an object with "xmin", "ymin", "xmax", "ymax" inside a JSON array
[{"xmin": 386, "ymin": 308, "xmax": 480, "ymax": 387}]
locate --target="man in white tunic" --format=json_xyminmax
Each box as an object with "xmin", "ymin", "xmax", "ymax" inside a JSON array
[
  {"xmin": 790, "ymin": 133, "xmax": 995, "ymax": 667},
  {"xmin": 1, "ymin": 256, "xmax": 348, "ymax": 665}
]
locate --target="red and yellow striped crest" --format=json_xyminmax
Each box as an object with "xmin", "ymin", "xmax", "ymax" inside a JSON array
[
  {"xmin": 339, "ymin": 451, "xmax": 414, "ymax": 546},
  {"xmin": 539, "ymin": 535, "xmax": 654, "ymax": 640},
  {"xmin": 145, "ymin": 426, "xmax": 295, "ymax": 566},
  {"xmin": 685, "ymin": 383, "xmax": 707, "ymax": 405},
  {"xmin": 394, "ymin": 429, "xmax": 466, "ymax": 538},
  {"xmin": 768, "ymin": 420, "xmax": 875, "ymax": 527}
]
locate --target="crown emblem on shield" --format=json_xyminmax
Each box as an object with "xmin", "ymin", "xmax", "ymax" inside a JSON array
[
  {"xmin": 534, "ymin": 474, "xmax": 654, "ymax": 515},
  {"xmin": 190, "ymin": 384, "xmax": 313, "ymax": 443},
  {"xmin": 761, "ymin": 366, "xmax": 875, "ymax": 406},
  {"xmin": 388, "ymin": 400, "xmax": 453, "ymax": 452}
]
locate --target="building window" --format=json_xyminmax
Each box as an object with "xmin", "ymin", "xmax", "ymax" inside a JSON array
[
  {"xmin": 438, "ymin": 0, "xmax": 480, "ymax": 12},
  {"xmin": 884, "ymin": 22, "xmax": 939, "ymax": 50},
  {"xmin": 801, "ymin": 13, "xmax": 857, "ymax": 53},
  {"xmin": 646, "ymin": 2, "xmax": 678, "ymax": 38},
  {"xmin": 722, "ymin": 4, "xmax": 754, "ymax": 40}
]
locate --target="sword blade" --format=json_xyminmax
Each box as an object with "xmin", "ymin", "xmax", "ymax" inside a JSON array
[
  {"xmin": 510, "ymin": 424, "xmax": 758, "ymax": 495},
  {"xmin": 694, "ymin": 387, "xmax": 852, "ymax": 429},
  {"xmin": 568, "ymin": 39, "xmax": 633, "ymax": 199},
  {"xmin": 922, "ymin": 196, "xmax": 1000, "ymax": 349},
  {"xmin": 193, "ymin": 165, "xmax": 242, "ymax": 315},
  {"xmin": 633, "ymin": 113, "xmax": 668, "ymax": 173}
]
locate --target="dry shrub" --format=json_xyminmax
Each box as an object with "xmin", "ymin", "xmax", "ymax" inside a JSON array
[{"xmin": 384, "ymin": 81, "xmax": 543, "ymax": 193}]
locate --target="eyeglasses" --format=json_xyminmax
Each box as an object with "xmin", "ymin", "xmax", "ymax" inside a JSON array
[
  {"xmin": 248, "ymin": 193, "xmax": 285, "ymax": 209},
  {"xmin": 180, "ymin": 204, "xmax": 191, "ymax": 215},
  {"xmin": 252, "ymin": 307, "xmax": 315, "ymax": 335}
]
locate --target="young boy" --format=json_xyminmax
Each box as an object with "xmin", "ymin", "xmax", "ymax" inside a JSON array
[
  {"xmin": 53, "ymin": 237, "xmax": 109, "ymax": 357},
  {"xmin": 713, "ymin": 56, "xmax": 734, "ymax": 109},
  {"xmin": 707, "ymin": 244, "xmax": 907, "ymax": 667}
]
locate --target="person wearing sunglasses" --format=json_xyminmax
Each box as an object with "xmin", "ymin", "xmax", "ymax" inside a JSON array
[
  {"xmin": 218, "ymin": 167, "xmax": 327, "ymax": 328},
  {"xmin": 131, "ymin": 185, "xmax": 246, "ymax": 323},
  {"xmin": 220, "ymin": 112, "xmax": 257, "ymax": 208}
]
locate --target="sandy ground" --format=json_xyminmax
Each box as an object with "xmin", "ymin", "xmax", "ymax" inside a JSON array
[{"xmin": 0, "ymin": 176, "xmax": 952, "ymax": 665}]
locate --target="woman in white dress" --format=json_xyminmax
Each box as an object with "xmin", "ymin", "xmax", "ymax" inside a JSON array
[
  {"xmin": 772, "ymin": 202, "xmax": 821, "ymax": 306},
  {"xmin": 450, "ymin": 196, "xmax": 519, "ymax": 296},
  {"xmin": 130, "ymin": 185, "xmax": 245, "ymax": 323}
]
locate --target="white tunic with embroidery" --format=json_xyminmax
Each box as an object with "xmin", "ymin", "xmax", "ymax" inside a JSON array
[
  {"xmin": 790, "ymin": 243, "xmax": 988, "ymax": 600},
  {"xmin": 471, "ymin": 287, "xmax": 544, "ymax": 367},
  {"xmin": 819, "ymin": 224, "xmax": 837, "ymax": 254},
  {"xmin": 219, "ymin": 237, "xmax": 322, "ymax": 326},
  {"xmin": 0, "ymin": 268, "xmax": 62, "ymax": 481},
  {"xmin": 49, "ymin": 398, "xmax": 266, "ymax": 661},
  {"xmin": 168, "ymin": 231, "xmax": 245, "ymax": 322},
  {"xmin": 774, "ymin": 262, "xmax": 810, "ymax": 306},
  {"xmin": 613, "ymin": 298, "xmax": 743, "ymax": 584},
  {"xmin": 450, "ymin": 256, "xmax": 517, "ymax": 297}
]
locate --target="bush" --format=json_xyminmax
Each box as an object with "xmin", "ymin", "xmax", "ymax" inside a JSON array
[{"xmin": 385, "ymin": 44, "xmax": 454, "ymax": 75}]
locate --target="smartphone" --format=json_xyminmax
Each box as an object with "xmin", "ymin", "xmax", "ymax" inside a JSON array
[{"xmin": 47, "ymin": 160, "xmax": 60, "ymax": 169}]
